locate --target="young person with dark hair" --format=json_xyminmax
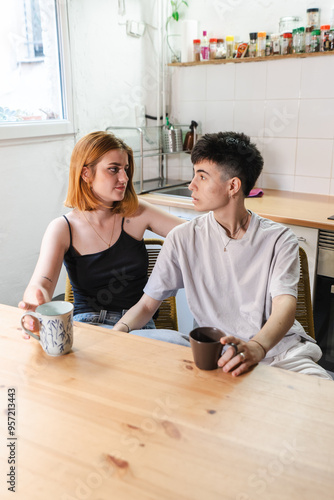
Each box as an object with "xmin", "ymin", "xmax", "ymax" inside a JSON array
[{"xmin": 115, "ymin": 131, "xmax": 331, "ymax": 380}]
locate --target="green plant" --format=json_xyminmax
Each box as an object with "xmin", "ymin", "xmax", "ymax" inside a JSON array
[
  {"xmin": 166, "ymin": 0, "xmax": 189, "ymax": 62},
  {"xmin": 168, "ymin": 0, "xmax": 188, "ymax": 23}
]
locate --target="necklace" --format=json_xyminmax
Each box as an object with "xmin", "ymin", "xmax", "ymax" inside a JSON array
[
  {"xmin": 223, "ymin": 212, "xmax": 249, "ymax": 252},
  {"xmin": 82, "ymin": 211, "xmax": 116, "ymax": 248}
]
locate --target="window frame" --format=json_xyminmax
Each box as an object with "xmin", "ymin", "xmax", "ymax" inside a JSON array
[{"xmin": 0, "ymin": 0, "xmax": 75, "ymax": 142}]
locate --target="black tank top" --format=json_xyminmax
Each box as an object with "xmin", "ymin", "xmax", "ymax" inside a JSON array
[{"xmin": 63, "ymin": 215, "xmax": 148, "ymax": 315}]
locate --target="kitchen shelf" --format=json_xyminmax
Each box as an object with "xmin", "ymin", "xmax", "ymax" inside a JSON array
[{"xmin": 168, "ymin": 50, "xmax": 334, "ymax": 67}]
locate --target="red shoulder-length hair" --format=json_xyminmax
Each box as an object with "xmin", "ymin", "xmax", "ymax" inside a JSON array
[{"xmin": 64, "ymin": 131, "xmax": 138, "ymax": 216}]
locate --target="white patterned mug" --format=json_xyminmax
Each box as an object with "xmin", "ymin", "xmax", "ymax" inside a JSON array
[{"xmin": 21, "ymin": 301, "xmax": 73, "ymax": 356}]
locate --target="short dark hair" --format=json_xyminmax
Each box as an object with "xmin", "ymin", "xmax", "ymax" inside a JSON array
[{"xmin": 191, "ymin": 131, "xmax": 263, "ymax": 196}]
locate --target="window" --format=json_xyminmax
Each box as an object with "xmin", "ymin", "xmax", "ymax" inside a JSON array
[{"xmin": 0, "ymin": 0, "xmax": 73, "ymax": 139}]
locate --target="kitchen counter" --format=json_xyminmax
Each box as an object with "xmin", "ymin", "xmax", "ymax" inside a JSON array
[{"xmin": 141, "ymin": 189, "xmax": 334, "ymax": 231}]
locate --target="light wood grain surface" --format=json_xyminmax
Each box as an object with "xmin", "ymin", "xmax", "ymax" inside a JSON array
[
  {"xmin": 141, "ymin": 189, "xmax": 334, "ymax": 230},
  {"xmin": 1, "ymin": 304, "xmax": 333, "ymax": 500}
]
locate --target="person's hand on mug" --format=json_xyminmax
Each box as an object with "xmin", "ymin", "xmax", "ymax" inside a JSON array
[
  {"xmin": 218, "ymin": 335, "xmax": 266, "ymax": 377},
  {"xmin": 18, "ymin": 287, "xmax": 48, "ymax": 338}
]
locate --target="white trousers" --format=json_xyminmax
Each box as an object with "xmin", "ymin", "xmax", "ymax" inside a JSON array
[{"xmin": 263, "ymin": 341, "xmax": 333, "ymax": 380}]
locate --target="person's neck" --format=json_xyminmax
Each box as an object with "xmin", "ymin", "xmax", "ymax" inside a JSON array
[
  {"xmin": 213, "ymin": 204, "xmax": 250, "ymax": 238},
  {"xmin": 81, "ymin": 205, "xmax": 115, "ymax": 223}
]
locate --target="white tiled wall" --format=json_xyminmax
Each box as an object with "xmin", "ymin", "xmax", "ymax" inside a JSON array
[{"xmin": 170, "ymin": 55, "xmax": 334, "ymax": 195}]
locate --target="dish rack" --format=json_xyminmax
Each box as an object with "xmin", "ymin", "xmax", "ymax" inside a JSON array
[{"xmin": 105, "ymin": 125, "xmax": 191, "ymax": 193}]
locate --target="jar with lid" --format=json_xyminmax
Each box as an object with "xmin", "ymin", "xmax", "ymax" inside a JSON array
[
  {"xmin": 271, "ymin": 33, "xmax": 280, "ymax": 55},
  {"xmin": 292, "ymin": 28, "xmax": 298, "ymax": 53},
  {"xmin": 305, "ymin": 26, "xmax": 312, "ymax": 53},
  {"xmin": 295, "ymin": 27, "xmax": 305, "ymax": 53},
  {"xmin": 265, "ymin": 35, "xmax": 271, "ymax": 56},
  {"xmin": 257, "ymin": 31, "xmax": 266, "ymax": 57},
  {"xmin": 209, "ymin": 38, "xmax": 217, "ymax": 59},
  {"xmin": 216, "ymin": 38, "xmax": 225, "ymax": 59},
  {"xmin": 320, "ymin": 25, "xmax": 331, "ymax": 51},
  {"xmin": 193, "ymin": 39, "xmax": 201, "ymax": 62},
  {"xmin": 311, "ymin": 29, "xmax": 320, "ymax": 52},
  {"xmin": 226, "ymin": 35, "xmax": 234, "ymax": 59},
  {"xmin": 281, "ymin": 32, "xmax": 292, "ymax": 55},
  {"xmin": 279, "ymin": 16, "xmax": 300, "ymax": 34},
  {"xmin": 306, "ymin": 8, "xmax": 320, "ymax": 31},
  {"xmin": 330, "ymin": 29, "xmax": 334, "ymax": 51},
  {"xmin": 249, "ymin": 32, "xmax": 257, "ymax": 58}
]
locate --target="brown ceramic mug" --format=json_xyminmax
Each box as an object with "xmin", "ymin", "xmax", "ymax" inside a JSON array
[{"xmin": 189, "ymin": 327, "xmax": 225, "ymax": 370}]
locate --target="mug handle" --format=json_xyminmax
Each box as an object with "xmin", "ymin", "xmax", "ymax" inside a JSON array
[{"xmin": 20, "ymin": 312, "xmax": 41, "ymax": 342}]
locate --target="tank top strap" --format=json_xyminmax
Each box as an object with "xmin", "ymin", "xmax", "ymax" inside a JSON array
[
  {"xmin": 121, "ymin": 217, "xmax": 125, "ymax": 230},
  {"xmin": 63, "ymin": 215, "xmax": 73, "ymax": 247}
]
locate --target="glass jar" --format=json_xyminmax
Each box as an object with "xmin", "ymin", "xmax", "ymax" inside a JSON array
[
  {"xmin": 295, "ymin": 27, "xmax": 305, "ymax": 53},
  {"xmin": 321, "ymin": 25, "xmax": 331, "ymax": 51},
  {"xmin": 216, "ymin": 38, "xmax": 225, "ymax": 59},
  {"xmin": 226, "ymin": 35, "xmax": 234, "ymax": 59},
  {"xmin": 306, "ymin": 8, "xmax": 320, "ymax": 31},
  {"xmin": 292, "ymin": 28, "xmax": 298, "ymax": 53},
  {"xmin": 311, "ymin": 29, "xmax": 320, "ymax": 52},
  {"xmin": 271, "ymin": 33, "xmax": 280, "ymax": 55},
  {"xmin": 209, "ymin": 38, "xmax": 217, "ymax": 59},
  {"xmin": 265, "ymin": 35, "xmax": 271, "ymax": 56},
  {"xmin": 281, "ymin": 32, "xmax": 292, "ymax": 55},
  {"xmin": 305, "ymin": 26, "xmax": 312, "ymax": 53},
  {"xmin": 279, "ymin": 16, "xmax": 300, "ymax": 35},
  {"xmin": 193, "ymin": 39, "xmax": 201, "ymax": 62},
  {"xmin": 257, "ymin": 31, "xmax": 266, "ymax": 57},
  {"xmin": 249, "ymin": 32, "xmax": 257, "ymax": 58},
  {"xmin": 330, "ymin": 29, "xmax": 334, "ymax": 51}
]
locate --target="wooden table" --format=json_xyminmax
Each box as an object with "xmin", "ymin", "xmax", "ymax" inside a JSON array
[{"xmin": 1, "ymin": 304, "xmax": 333, "ymax": 500}]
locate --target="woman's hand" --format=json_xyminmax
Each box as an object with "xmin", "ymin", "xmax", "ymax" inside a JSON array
[
  {"xmin": 18, "ymin": 287, "xmax": 47, "ymax": 338},
  {"xmin": 218, "ymin": 335, "xmax": 266, "ymax": 377}
]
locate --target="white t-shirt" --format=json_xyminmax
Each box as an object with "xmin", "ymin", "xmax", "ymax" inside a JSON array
[{"xmin": 144, "ymin": 211, "xmax": 315, "ymax": 358}]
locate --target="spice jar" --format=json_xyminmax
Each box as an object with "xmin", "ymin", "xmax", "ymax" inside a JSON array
[
  {"xmin": 257, "ymin": 31, "xmax": 266, "ymax": 57},
  {"xmin": 292, "ymin": 28, "xmax": 298, "ymax": 53},
  {"xmin": 265, "ymin": 35, "xmax": 271, "ymax": 56},
  {"xmin": 226, "ymin": 35, "xmax": 234, "ymax": 59},
  {"xmin": 295, "ymin": 27, "xmax": 305, "ymax": 53},
  {"xmin": 209, "ymin": 38, "xmax": 217, "ymax": 59},
  {"xmin": 320, "ymin": 25, "xmax": 331, "ymax": 51},
  {"xmin": 311, "ymin": 29, "xmax": 320, "ymax": 52},
  {"xmin": 305, "ymin": 26, "xmax": 312, "ymax": 53},
  {"xmin": 330, "ymin": 29, "xmax": 334, "ymax": 51},
  {"xmin": 249, "ymin": 32, "xmax": 257, "ymax": 58},
  {"xmin": 216, "ymin": 38, "xmax": 225, "ymax": 59},
  {"xmin": 306, "ymin": 8, "xmax": 320, "ymax": 31},
  {"xmin": 193, "ymin": 39, "xmax": 201, "ymax": 62},
  {"xmin": 271, "ymin": 33, "xmax": 280, "ymax": 55},
  {"xmin": 281, "ymin": 32, "xmax": 292, "ymax": 55}
]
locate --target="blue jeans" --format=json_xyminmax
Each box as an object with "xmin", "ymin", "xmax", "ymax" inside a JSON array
[
  {"xmin": 73, "ymin": 309, "xmax": 155, "ymax": 330},
  {"xmin": 73, "ymin": 310, "xmax": 190, "ymax": 347}
]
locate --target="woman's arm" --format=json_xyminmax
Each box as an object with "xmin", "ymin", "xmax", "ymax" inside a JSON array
[
  {"xmin": 19, "ymin": 217, "xmax": 70, "ymax": 312},
  {"xmin": 137, "ymin": 199, "xmax": 184, "ymax": 237},
  {"xmin": 218, "ymin": 294, "xmax": 297, "ymax": 377},
  {"xmin": 113, "ymin": 293, "xmax": 162, "ymax": 332}
]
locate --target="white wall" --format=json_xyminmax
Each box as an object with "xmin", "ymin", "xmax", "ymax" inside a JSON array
[{"xmin": 169, "ymin": 0, "xmax": 334, "ymax": 195}]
